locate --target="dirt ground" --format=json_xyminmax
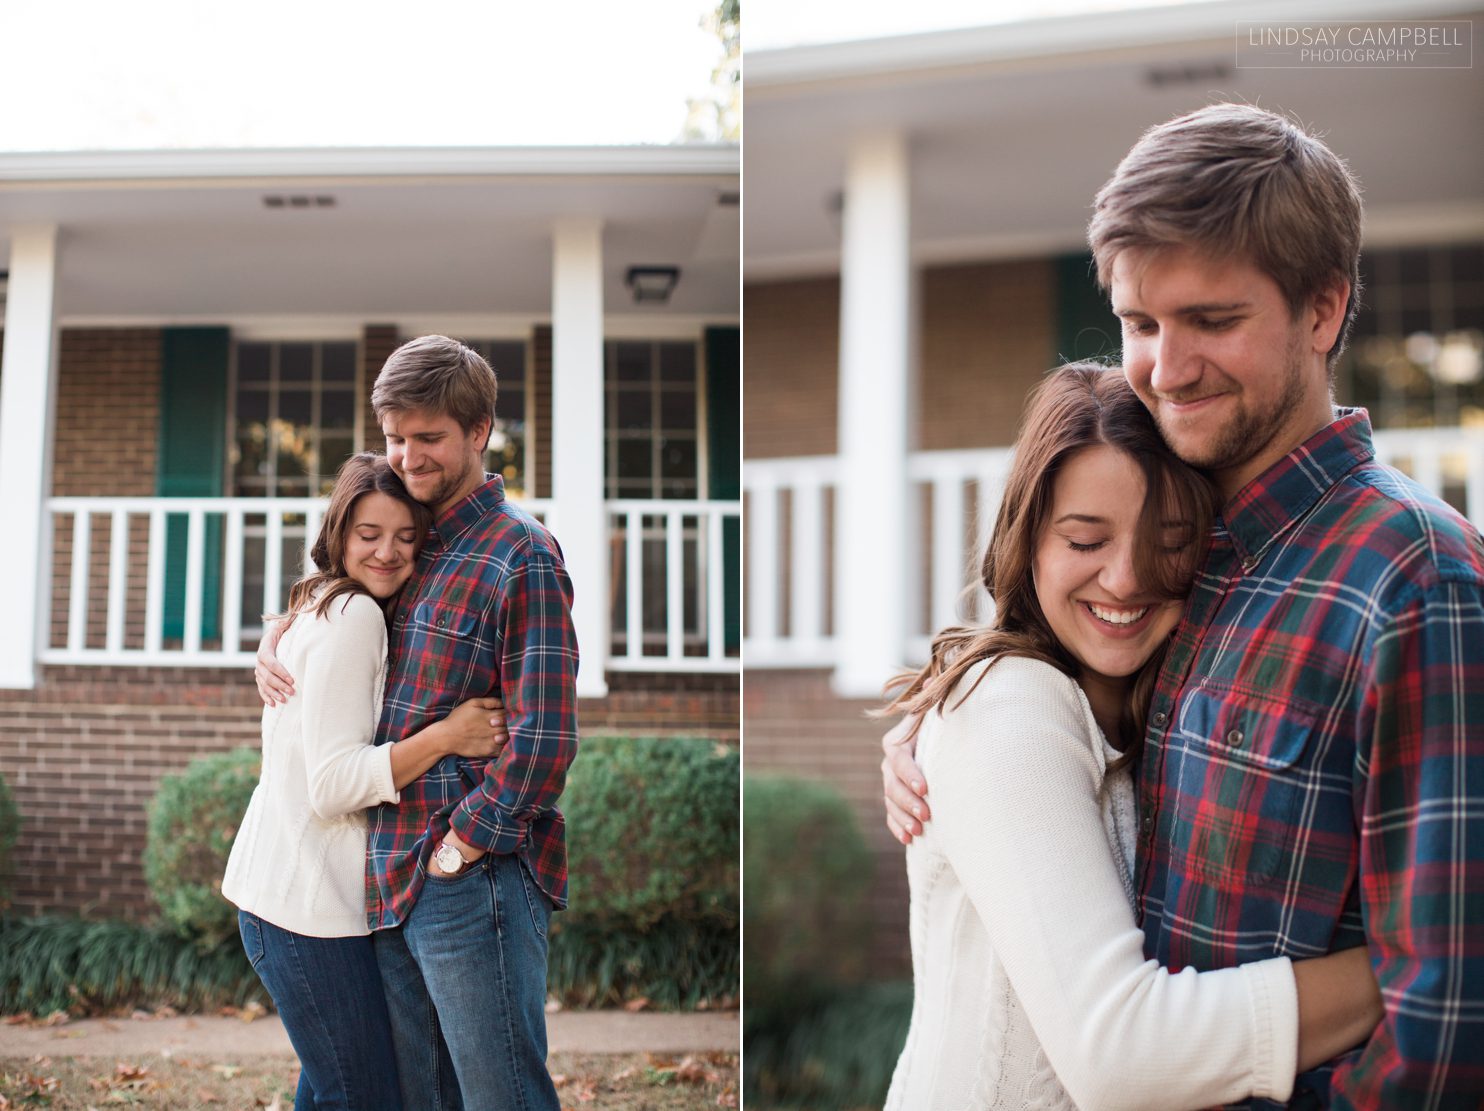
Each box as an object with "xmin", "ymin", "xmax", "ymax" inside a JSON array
[{"xmin": 0, "ymin": 1009, "xmax": 740, "ymax": 1109}]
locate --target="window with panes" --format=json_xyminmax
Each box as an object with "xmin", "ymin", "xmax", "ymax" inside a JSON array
[
  {"xmin": 463, "ymin": 339, "xmax": 529, "ymax": 497},
  {"xmin": 1338, "ymin": 243, "xmax": 1484, "ymax": 429},
  {"xmin": 604, "ymin": 339, "xmax": 709, "ymax": 657},
  {"xmin": 230, "ymin": 340, "xmax": 359, "ymax": 626},
  {"xmin": 606, "ymin": 339, "xmax": 700, "ymax": 499}
]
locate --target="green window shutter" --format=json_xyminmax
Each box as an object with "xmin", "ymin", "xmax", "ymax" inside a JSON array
[
  {"xmin": 1055, "ymin": 253, "xmax": 1121, "ymax": 365},
  {"xmin": 705, "ymin": 326, "xmax": 740, "ymax": 652},
  {"xmin": 158, "ymin": 327, "xmax": 229, "ymax": 643}
]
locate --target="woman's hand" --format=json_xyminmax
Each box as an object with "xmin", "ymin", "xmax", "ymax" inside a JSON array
[
  {"xmin": 438, "ymin": 698, "xmax": 509, "ymax": 759},
  {"xmin": 255, "ymin": 618, "xmax": 294, "ymax": 706}
]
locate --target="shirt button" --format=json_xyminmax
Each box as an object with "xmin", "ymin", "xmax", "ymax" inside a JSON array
[
  {"xmin": 1152, "ymin": 711, "xmax": 1168, "ymax": 727},
  {"xmin": 1226, "ymin": 729, "xmax": 1244, "ymax": 747},
  {"xmin": 437, "ymin": 616, "xmax": 446, "ymax": 628},
  {"xmin": 1141, "ymin": 811, "xmax": 1154, "ymax": 832}
]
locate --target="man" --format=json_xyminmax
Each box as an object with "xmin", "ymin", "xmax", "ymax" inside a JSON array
[
  {"xmin": 883, "ymin": 104, "xmax": 1484, "ymax": 1108},
  {"xmin": 260, "ymin": 334, "xmax": 576, "ymax": 1110}
]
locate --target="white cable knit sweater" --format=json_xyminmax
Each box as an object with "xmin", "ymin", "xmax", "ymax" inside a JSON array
[
  {"xmin": 222, "ymin": 592, "xmax": 399, "ymax": 938},
  {"xmin": 884, "ymin": 655, "xmax": 1299, "ymax": 1111}
]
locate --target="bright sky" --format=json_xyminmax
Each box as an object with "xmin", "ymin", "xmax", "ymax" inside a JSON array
[
  {"xmin": 750, "ymin": 0, "xmax": 1212, "ymax": 50},
  {"xmin": 0, "ymin": 0, "xmax": 722, "ymax": 150}
]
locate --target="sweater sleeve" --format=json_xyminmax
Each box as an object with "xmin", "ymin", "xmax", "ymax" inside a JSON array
[
  {"xmin": 930, "ymin": 656, "xmax": 1299, "ymax": 1111},
  {"xmin": 293, "ymin": 593, "xmax": 399, "ymax": 820}
]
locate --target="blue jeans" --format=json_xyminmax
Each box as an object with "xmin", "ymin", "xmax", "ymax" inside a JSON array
[
  {"xmin": 373, "ymin": 853, "xmax": 558, "ymax": 1111},
  {"xmin": 237, "ymin": 911, "xmax": 402, "ymax": 1110}
]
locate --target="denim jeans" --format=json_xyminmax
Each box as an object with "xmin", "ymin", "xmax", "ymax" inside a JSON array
[
  {"xmin": 373, "ymin": 852, "xmax": 558, "ymax": 1111},
  {"xmin": 237, "ymin": 911, "xmax": 402, "ymax": 1111}
]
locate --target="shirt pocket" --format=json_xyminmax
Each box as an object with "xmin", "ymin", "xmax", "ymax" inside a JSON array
[
  {"xmin": 1167, "ymin": 682, "xmax": 1318, "ymax": 888},
  {"xmin": 411, "ymin": 599, "xmax": 480, "ymax": 641}
]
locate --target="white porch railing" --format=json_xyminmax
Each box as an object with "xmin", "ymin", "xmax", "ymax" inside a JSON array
[
  {"xmin": 745, "ymin": 426, "xmax": 1484, "ymax": 669},
  {"xmin": 41, "ymin": 496, "xmax": 740, "ymax": 674}
]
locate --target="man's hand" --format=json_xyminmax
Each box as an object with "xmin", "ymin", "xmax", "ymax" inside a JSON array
[
  {"xmin": 254, "ymin": 619, "xmax": 294, "ymax": 706},
  {"xmin": 882, "ymin": 714, "xmax": 930, "ymax": 845},
  {"xmin": 427, "ymin": 828, "xmax": 487, "ymax": 876}
]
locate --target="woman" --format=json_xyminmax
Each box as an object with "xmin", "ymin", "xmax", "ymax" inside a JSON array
[
  {"xmin": 881, "ymin": 364, "xmax": 1381, "ymax": 1110},
  {"xmin": 223, "ymin": 453, "xmax": 506, "ymax": 1110}
]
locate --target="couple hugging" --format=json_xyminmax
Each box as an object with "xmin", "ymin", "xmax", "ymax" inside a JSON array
[
  {"xmin": 879, "ymin": 104, "xmax": 1484, "ymax": 1109},
  {"xmin": 222, "ymin": 335, "xmax": 575, "ymax": 1110}
]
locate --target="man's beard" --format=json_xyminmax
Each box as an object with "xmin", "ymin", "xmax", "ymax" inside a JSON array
[{"xmin": 1155, "ymin": 330, "xmax": 1310, "ymax": 475}]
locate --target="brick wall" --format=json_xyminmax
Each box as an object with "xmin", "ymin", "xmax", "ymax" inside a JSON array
[
  {"xmin": 919, "ymin": 259, "xmax": 1056, "ymax": 450},
  {"xmin": 743, "ymin": 262, "xmax": 1057, "ymax": 463},
  {"xmin": 742, "ymin": 669, "xmax": 910, "ymax": 976},
  {"xmin": 743, "ymin": 278, "xmax": 840, "ymax": 460},
  {"xmin": 361, "ymin": 324, "xmax": 401, "ymax": 449}
]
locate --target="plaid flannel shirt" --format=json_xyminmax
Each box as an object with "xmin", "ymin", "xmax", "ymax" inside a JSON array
[
  {"xmin": 1137, "ymin": 409, "xmax": 1484, "ymax": 1109},
  {"xmin": 365, "ymin": 474, "xmax": 579, "ymax": 929}
]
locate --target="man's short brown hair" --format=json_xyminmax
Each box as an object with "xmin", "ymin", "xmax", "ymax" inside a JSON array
[
  {"xmin": 1088, "ymin": 103, "xmax": 1363, "ymax": 369},
  {"xmin": 371, "ymin": 334, "xmax": 498, "ymax": 433}
]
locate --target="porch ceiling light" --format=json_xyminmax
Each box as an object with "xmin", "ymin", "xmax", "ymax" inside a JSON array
[{"xmin": 625, "ymin": 266, "xmax": 680, "ymax": 304}]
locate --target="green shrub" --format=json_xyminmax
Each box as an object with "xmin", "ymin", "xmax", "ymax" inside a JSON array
[
  {"xmin": 143, "ymin": 748, "xmax": 260, "ymax": 948},
  {"xmin": 551, "ymin": 735, "xmax": 739, "ymax": 1006},
  {"xmin": 743, "ymin": 774, "xmax": 873, "ymax": 1032},
  {"xmin": 0, "ymin": 771, "xmax": 20, "ymax": 909},
  {"xmin": 744, "ymin": 981, "xmax": 914, "ymax": 1109},
  {"xmin": 560, "ymin": 735, "xmax": 738, "ymax": 930},
  {"xmin": 0, "ymin": 916, "xmax": 265, "ymax": 1016}
]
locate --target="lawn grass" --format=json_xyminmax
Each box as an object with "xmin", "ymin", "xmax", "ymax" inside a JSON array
[{"xmin": 0, "ymin": 1050, "xmax": 738, "ymax": 1109}]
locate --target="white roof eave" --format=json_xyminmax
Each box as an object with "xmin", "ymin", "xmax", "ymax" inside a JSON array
[{"xmin": 0, "ymin": 143, "xmax": 739, "ymax": 185}]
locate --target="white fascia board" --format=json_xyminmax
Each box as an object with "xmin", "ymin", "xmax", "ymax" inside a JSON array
[
  {"xmin": 0, "ymin": 145, "xmax": 739, "ymax": 184},
  {"xmin": 57, "ymin": 312, "xmax": 738, "ymax": 339},
  {"xmin": 747, "ymin": 0, "xmax": 1480, "ymax": 89}
]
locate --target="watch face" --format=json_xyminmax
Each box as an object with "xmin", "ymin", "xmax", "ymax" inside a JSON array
[{"xmin": 435, "ymin": 844, "xmax": 462, "ymax": 872}]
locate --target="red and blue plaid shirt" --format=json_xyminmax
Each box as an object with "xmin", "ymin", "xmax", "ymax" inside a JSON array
[
  {"xmin": 365, "ymin": 474, "xmax": 579, "ymax": 928},
  {"xmin": 1138, "ymin": 409, "xmax": 1484, "ymax": 1109}
]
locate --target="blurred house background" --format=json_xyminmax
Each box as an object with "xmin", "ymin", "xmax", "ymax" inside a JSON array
[
  {"xmin": 743, "ymin": 0, "xmax": 1484, "ymax": 974},
  {"xmin": 0, "ymin": 143, "xmax": 740, "ymax": 918}
]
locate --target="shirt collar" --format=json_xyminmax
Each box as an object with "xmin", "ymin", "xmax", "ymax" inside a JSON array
[
  {"xmin": 430, "ymin": 473, "xmax": 505, "ymax": 547},
  {"xmin": 1221, "ymin": 407, "xmax": 1374, "ymax": 570}
]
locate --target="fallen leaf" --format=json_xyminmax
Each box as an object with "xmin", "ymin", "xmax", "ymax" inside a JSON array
[
  {"xmin": 238, "ymin": 1001, "xmax": 267, "ymax": 1023},
  {"xmin": 715, "ymin": 1091, "xmax": 738, "ymax": 1107},
  {"xmin": 40, "ymin": 1010, "xmax": 69, "ymax": 1027},
  {"xmin": 644, "ymin": 1053, "xmax": 678, "ymax": 1069},
  {"xmin": 544, "ymin": 998, "xmax": 564, "ymax": 1014},
  {"xmin": 195, "ymin": 1088, "xmax": 221, "ymax": 1103},
  {"xmin": 211, "ymin": 1064, "xmax": 243, "ymax": 1080},
  {"xmin": 550, "ymin": 1073, "xmax": 569, "ymax": 1087},
  {"xmin": 114, "ymin": 1063, "xmax": 150, "ymax": 1082},
  {"xmin": 2, "ymin": 1013, "xmax": 31, "ymax": 1026},
  {"xmin": 623, "ymin": 996, "xmax": 651, "ymax": 1013},
  {"xmin": 574, "ymin": 1085, "xmax": 597, "ymax": 1103},
  {"xmin": 675, "ymin": 1056, "xmax": 716, "ymax": 1084},
  {"xmin": 611, "ymin": 1066, "xmax": 639, "ymax": 1082}
]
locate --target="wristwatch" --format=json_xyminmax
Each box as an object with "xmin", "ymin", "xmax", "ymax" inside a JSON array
[{"xmin": 433, "ymin": 839, "xmax": 470, "ymax": 875}]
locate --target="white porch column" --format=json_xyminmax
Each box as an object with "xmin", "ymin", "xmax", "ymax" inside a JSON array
[
  {"xmin": 0, "ymin": 225, "xmax": 60, "ymax": 689},
  {"xmin": 551, "ymin": 218, "xmax": 609, "ymax": 698},
  {"xmin": 833, "ymin": 133, "xmax": 914, "ymax": 698}
]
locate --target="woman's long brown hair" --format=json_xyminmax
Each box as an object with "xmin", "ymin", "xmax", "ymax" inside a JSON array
[
  {"xmin": 276, "ymin": 453, "xmax": 433, "ymax": 624},
  {"xmin": 882, "ymin": 363, "xmax": 1216, "ymax": 766}
]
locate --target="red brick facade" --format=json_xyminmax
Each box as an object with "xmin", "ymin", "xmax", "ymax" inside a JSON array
[{"xmin": 0, "ymin": 326, "xmax": 739, "ymax": 921}]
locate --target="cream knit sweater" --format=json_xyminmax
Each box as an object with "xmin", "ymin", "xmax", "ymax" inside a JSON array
[
  {"xmin": 222, "ymin": 591, "xmax": 399, "ymax": 938},
  {"xmin": 884, "ymin": 656, "xmax": 1299, "ymax": 1111}
]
